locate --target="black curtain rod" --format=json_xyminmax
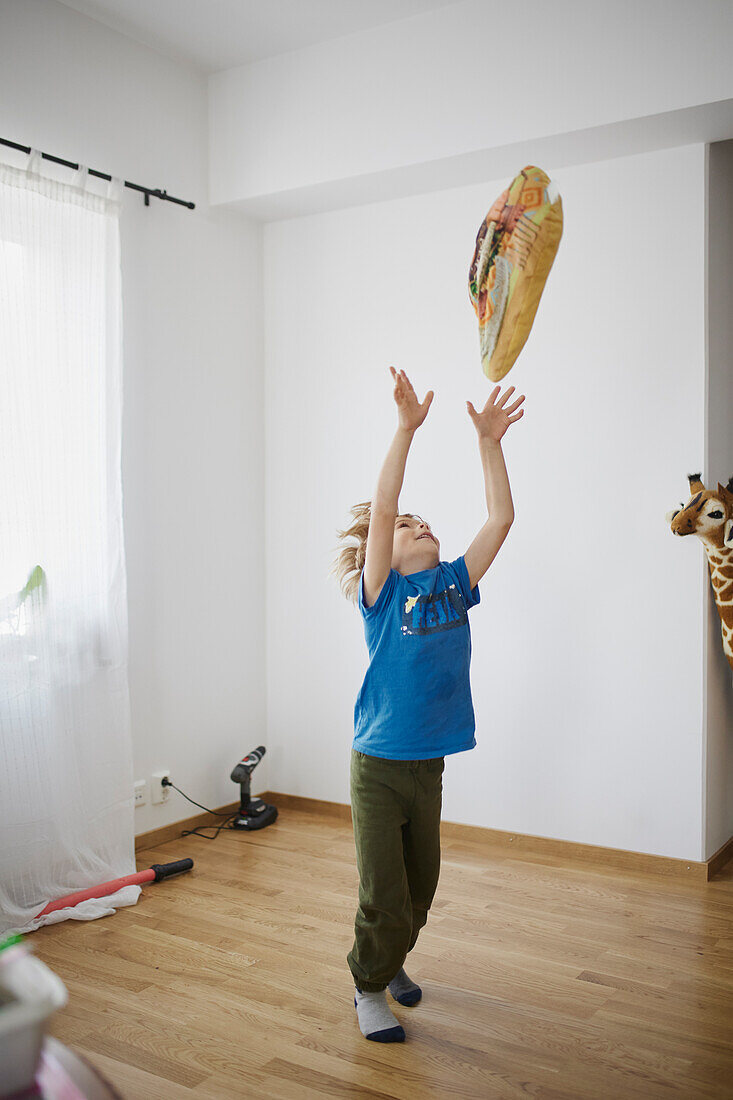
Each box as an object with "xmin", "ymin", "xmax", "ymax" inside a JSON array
[{"xmin": 0, "ymin": 136, "xmax": 195, "ymax": 209}]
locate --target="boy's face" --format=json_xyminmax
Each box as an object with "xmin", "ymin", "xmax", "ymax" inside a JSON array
[{"xmin": 391, "ymin": 514, "xmax": 440, "ymax": 575}]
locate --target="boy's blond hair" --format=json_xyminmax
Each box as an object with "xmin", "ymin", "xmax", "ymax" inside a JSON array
[{"xmin": 331, "ymin": 502, "xmax": 426, "ymax": 603}]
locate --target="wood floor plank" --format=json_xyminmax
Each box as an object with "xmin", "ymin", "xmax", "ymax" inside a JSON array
[
  {"xmin": 71, "ymin": 1046, "xmax": 223, "ymax": 1100},
  {"xmin": 26, "ymin": 807, "xmax": 733, "ymax": 1099}
]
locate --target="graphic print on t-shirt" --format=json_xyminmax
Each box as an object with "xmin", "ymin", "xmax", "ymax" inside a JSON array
[{"xmin": 401, "ymin": 583, "xmax": 467, "ymax": 636}]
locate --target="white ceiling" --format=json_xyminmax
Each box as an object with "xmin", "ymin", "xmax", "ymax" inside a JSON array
[{"xmin": 57, "ymin": 0, "xmax": 466, "ymax": 73}]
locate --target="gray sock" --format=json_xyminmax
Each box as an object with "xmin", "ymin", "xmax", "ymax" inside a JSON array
[
  {"xmin": 353, "ymin": 989, "xmax": 405, "ymax": 1042},
  {"xmin": 388, "ymin": 967, "xmax": 422, "ymax": 1006}
]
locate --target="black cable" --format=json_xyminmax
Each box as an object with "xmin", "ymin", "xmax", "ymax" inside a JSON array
[
  {"xmin": 164, "ymin": 780, "xmax": 239, "ymax": 841},
  {"xmin": 181, "ymin": 813, "xmax": 239, "ymax": 841},
  {"xmin": 164, "ymin": 780, "xmax": 234, "ymax": 816}
]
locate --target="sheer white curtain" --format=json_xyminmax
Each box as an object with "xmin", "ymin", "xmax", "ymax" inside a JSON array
[{"xmin": 0, "ymin": 151, "xmax": 137, "ymax": 934}]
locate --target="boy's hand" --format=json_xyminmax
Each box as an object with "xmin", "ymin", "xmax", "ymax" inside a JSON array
[
  {"xmin": 390, "ymin": 367, "xmax": 434, "ymax": 432},
  {"xmin": 466, "ymin": 385, "xmax": 525, "ymax": 442}
]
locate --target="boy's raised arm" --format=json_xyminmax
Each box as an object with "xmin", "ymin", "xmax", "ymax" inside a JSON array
[
  {"xmin": 363, "ymin": 369, "xmax": 433, "ymax": 607},
  {"xmin": 463, "ymin": 385, "xmax": 524, "ymax": 590}
]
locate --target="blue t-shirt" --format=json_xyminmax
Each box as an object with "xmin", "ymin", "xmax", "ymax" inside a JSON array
[{"xmin": 353, "ymin": 556, "xmax": 480, "ymax": 760}]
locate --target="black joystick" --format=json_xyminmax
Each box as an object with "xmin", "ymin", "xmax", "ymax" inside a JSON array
[{"xmin": 230, "ymin": 746, "xmax": 278, "ymax": 830}]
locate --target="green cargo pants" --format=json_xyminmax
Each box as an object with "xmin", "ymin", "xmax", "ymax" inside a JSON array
[{"xmin": 347, "ymin": 748, "xmax": 445, "ymax": 993}]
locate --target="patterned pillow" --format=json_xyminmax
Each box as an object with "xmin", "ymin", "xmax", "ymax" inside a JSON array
[{"xmin": 469, "ymin": 165, "xmax": 563, "ymax": 381}]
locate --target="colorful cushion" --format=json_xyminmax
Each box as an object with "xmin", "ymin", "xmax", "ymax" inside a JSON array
[{"xmin": 469, "ymin": 165, "xmax": 563, "ymax": 381}]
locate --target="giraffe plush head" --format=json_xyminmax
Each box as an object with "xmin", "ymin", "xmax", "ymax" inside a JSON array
[
  {"xmin": 667, "ymin": 474, "xmax": 733, "ymax": 671},
  {"xmin": 666, "ymin": 474, "xmax": 733, "ymax": 551}
]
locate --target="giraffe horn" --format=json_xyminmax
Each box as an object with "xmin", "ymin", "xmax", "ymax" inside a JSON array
[{"xmin": 687, "ymin": 472, "xmax": 705, "ymax": 493}]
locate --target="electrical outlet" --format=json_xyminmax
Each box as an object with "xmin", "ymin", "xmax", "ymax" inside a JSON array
[
  {"xmin": 151, "ymin": 770, "xmax": 171, "ymax": 805},
  {"xmin": 134, "ymin": 779, "xmax": 147, "ymax": 808}
]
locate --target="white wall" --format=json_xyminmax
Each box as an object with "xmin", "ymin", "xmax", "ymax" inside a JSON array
[
  {"xmin": 0, "ymin": 0, "xmax": 267, "ymax": 834},
  {"xmin": 265, "ymin": 144, "xmax": 708, "ymax": 862},
  {"xmin": 210, "ymin": 0, "xmax": 733, "ymax": 216},
  {"xmin": 705, "ymin": 140, "xmax": 733, "ymax": 859},
  {"xmin": 2, "ymin": 2, "xmax": 726, "ymax": 862}
]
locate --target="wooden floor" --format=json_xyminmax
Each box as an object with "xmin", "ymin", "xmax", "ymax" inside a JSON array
[{"xmin": 32, "ymin": 805, "xmax": 733, "ymax": 1099}]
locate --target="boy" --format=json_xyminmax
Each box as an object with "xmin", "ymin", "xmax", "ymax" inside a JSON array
[{"xmin": 334, "ymin": 366, "xmax": 523, "ymax": 1041}]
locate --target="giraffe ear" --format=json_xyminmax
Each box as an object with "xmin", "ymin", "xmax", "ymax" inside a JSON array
[{"xmin": 725, "ymin": 520, "xmax": 733, "ymax": 548}]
